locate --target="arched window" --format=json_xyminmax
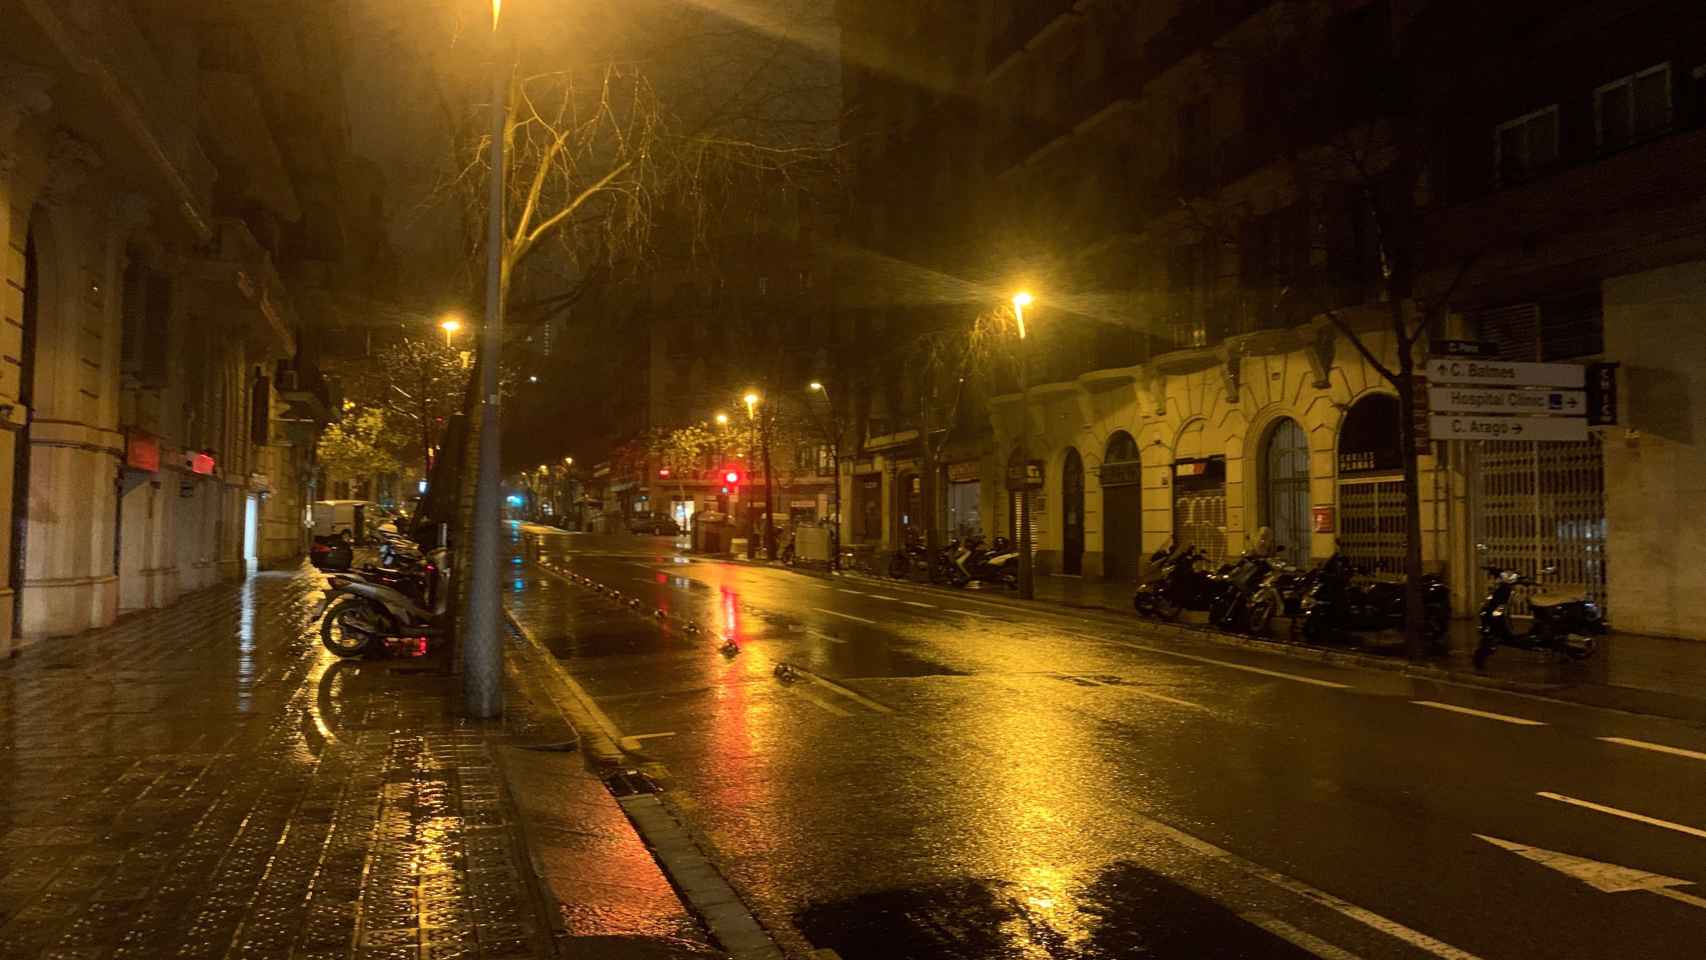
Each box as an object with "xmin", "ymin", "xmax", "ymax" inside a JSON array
[{"xmin": 1262, "ymin": 418, "xmax": 1310, "ymax": 565}]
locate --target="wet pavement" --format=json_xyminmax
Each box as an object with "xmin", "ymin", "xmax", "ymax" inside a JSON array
[
  {"xmin": 0, "ymin": 564, "xmax": 711, "ymax": 960},
  {"xmin": 509, "ymin": 525, "xmax": 1706, "ymax": 960}
]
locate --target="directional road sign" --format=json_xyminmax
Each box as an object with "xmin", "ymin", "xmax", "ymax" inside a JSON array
[
  {"xmin": 1429, "ymin": 415, "xmax": 1588, "ymax": 442},
  {"xmin": 1426, "ymin": 357, "xmax": 1585, "ymax": 389},
  {"xmin": 1428, "ymin": 386, "xmax": 1586, "ymax": 416}
]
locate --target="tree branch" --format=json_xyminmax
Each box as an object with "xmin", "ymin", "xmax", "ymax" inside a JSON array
[
  {"xmin": 1326, "ymin": 308, "xmax": 1398, "ymax": 385},
  {"xmin": 512, "ymin": 159, "xmax": 636, "ymax": 265}
]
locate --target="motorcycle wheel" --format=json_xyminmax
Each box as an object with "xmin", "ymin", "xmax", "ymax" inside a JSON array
[
  {"xmin": 1245, "ymin": 597, "xmax": 1275, "ymax": 636},
  {"xmin": 1151, "ymin": 595, "xmax": 1183, "ymax": 621},
  {"xmin": 888, "ymin": 552, "xmax": 909, "ymax": 579},
  {"xmin": 1565, "ymin": 635, "xmax": 1597, "ymax": 660},
  {"xmin": 1208, "ymin": 593, "xmax": 1237, "ymax": 631},
  {"xmin": 321, "ymin": 597, "xmax": 383, "ymax": 658}
]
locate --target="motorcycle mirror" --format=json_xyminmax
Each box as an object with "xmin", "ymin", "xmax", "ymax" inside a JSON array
[
  {"xmin": 1475, "ymin": 542, "xmax": 1488, "ymax": 553},
  {"xmin": 1541, "ymin": 564, "xmax": 1557, "ymax": 575}
]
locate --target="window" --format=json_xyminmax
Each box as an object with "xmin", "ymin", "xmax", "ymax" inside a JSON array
[
  {"xmin": 1495, "ymin": 105, "xmax": 1558, "ymax": 184},
  {"xmin": 1596, "ymin": 63, "xmax": 1671, "ymax": 149}
]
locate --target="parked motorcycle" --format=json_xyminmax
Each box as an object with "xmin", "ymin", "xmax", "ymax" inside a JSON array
[
  {"xmin": 887, "ymin": 528, "xmax": 933, "ymax": 580},
  {"xmin": 1208, "ymin": 548, "xmax": 1283, "ymax": 632},
  {"xmin": 1473, "ymin": 550, "xmax": 1604, "ymax": 668},
  {"xmin": 1298, "ymin": 552, "xmax": 1450, "ymax": 648},
  {"xmin": 311, "ymin": 547, "xmax": 451, "ymax": 658},
  {"xmin": 1132, "ymin": 544, "xmax": 1223, "ymax": 620},
  {"xmin": 950, "ymin": 534, "xmax": 1019, "ymax": 588}
]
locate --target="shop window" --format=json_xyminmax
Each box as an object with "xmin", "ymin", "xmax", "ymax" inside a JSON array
[
  {"xmin": 1494, "ymin": 105, "xmax": 1557, "ymax": 186},
  {"xmin": 1596, "ymin": 63, "xmax": 1671, "ymax": 150}
]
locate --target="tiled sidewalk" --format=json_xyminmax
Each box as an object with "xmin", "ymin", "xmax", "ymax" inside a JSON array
[{"xmin": 0, "ymin": 567, "xmax": 574, "ymax": 960}]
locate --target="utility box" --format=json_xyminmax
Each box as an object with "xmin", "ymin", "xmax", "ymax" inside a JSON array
[{"xmin": 692, "ymin": 511, "xmax": 731, "ymax": 555}]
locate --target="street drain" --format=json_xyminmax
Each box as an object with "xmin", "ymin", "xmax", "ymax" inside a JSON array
[{"xmin": 604, "ymin": 768, "xmax": 662, "ymax": 797}]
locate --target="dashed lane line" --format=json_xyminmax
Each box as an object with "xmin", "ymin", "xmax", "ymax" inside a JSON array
[
  {"xmin": 1410, "ymin": 701, "xmax": 1546, "ymax": 726},
  {"xmin": 900, "ymin": 600, "xmax": 936, "ymax": 609},
  {"xmin": 837, "ymin": 588, "xmax": 866, "ymax": 596},
  {"xmin": 813, "ymin": 607, "xmax": 877, "ymax": 625},
  {"xmin": 1598, "ymin": 736, "xmax": 1706, "ymax": 762},
  {"xmin": 1536, "ymin": 791, "xmax": 1706, "ymax": 840},
  {"xmin": 866, "ymin": 594, "xmax": 901, "ymax": 602}
]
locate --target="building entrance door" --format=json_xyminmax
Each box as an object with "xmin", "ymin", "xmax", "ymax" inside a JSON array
[
  {"xmin": 1263, "ymin": 418, "xmax": 1310, "ymax": 566},
  {"xmin": 243, "ymin": 495, "xmax": 259, "ymax": 574},
  {"xmin": 1100, "ymin": 431, "xmax": 1142, "ymax": 580},
  {"xmin": 1061, "ymin": 448, "xmax": 1084, "ymax": 575}
]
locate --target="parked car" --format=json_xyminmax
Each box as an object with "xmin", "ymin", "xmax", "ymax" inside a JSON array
[{"xmin": 629, "ymin": 514, "xmax": 681, "ymax": 536}]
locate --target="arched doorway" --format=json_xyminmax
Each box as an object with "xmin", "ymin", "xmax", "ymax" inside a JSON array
[
  {"xmin": 1100, "ymin": 431, "xmax": 1142, "ymax": 580},
  {"xmin": 1173, "ymin": 420, "xmax": 1226, "ymax": 563},
  {"xmin": 1336, "ymin": 393, "xmax": 1405, "ymax": 574},
  {"xmin": 10, "ymin": 225, "xmax": 40, "ymax": 637},
  {"xmin": 1060, "ymin": 448, "xmax": 1084, "ymax": 575},
  {"xmin": 1262, "ymin": 418, "xmax": 1310, "ymax": 566}
]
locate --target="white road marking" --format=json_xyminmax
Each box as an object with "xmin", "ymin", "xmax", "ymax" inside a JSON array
[
  {"xmin": 1242, "ymin": 913, "xmax": 1367, "ymax": 960},
  {"xmin": 1115, "ymin": 639, "xmax": 1352, "ymax": 689},
  {"xmin": 837, "ymin": 588, "xmax": 865, "ymax": 596},
  {"xmin": 813, "ymin": 607, "xmax": 876, "ymax": 625},
  {"xmin": 867, "ymin": 594, "xmax": 901, "ymax": 602},
  {"xmin": 1130, "ymin": 688, "xmax": 1209, "ymax": 711},
  {"xmin": 1137, "ymin": 816, "xmax": 1483, "ymax": 960},
  {"xmin": 1598, "ymin": 736, "xmax": 1706, "ymax": 762},
  {"xmin": 798, "ymin": 672, "xmax": 896, "ymax": 715},
  {"xmin": 788, "ymin": 687, "xmax": 852, "ymax": 717},
  {"xmin": 1410, "ymin": 701, "xmax": 1545, "ymax": 726},
  {"xmin": 1536, "ymin": 792, "xmax": 1706, "ymax": 840},
  {"xmin": 900, "ymin": 600, "xmax": 935, "ymax": 609},
  {"xmin": 618, "ymin": 731, "xmax": 678, "ymax": 751}
]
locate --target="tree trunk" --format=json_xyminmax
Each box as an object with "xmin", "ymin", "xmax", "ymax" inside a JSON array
[
  {"xmin": 1396, "ymin": 354, "xmax": 1428, "ymax": 660},
  {"xmin": 919, "ymin": 374, "xmax": 942, "ymax": 573}
]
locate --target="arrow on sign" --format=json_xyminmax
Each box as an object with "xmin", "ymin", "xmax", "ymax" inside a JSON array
[{"xmin": 1475, "ymin": 835, "xmax": 1706, "ymax": 910}]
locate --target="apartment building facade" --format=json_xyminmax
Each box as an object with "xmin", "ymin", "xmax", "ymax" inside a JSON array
[{"xmin": 835, "ymin": 0, "xmax": 1706, "ymax": 638}]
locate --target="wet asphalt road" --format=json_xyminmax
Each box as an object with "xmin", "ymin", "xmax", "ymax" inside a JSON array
[{"xmin": 509, "ymin": 525, "xmax": 1706, "ymax": 960}]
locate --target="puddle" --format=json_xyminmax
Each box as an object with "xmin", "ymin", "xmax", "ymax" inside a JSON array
[
  {"xmin": 796, "ymin": 864, "xmax": 1317, "ymax": 959},
  {"xmin": 819, "ymin": 646, "xmax": 967, "ymax": 680}
]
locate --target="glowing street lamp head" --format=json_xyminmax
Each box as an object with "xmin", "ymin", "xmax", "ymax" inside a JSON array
[
  {"xmin": 743, "ymin": 391, "xmax": 760, "ymax": 406},
  {"xmin": 491, "ymin": 0, "xmax": 502, "ymax": 30},
  {"xmin": 1012, "ymin": 291, "xmax": 1033, "ymax": 308},
  {"xmin": 440, "ymin": 317, "xmax": 462, "ymax": 334},
  {"xmin": 563, "ymin": 456, "xmax": 573, "ymax": 465},
  {"xmin": 715, "ymin": 412, "xmax": 729, "ymax": 426},
  {"xmin": 528, "ymin": 375, "xmax": 538, "ymax": 383},
  {"xmin": 809, "ymin": 381, "xmax": 823, "ymax": 392}
]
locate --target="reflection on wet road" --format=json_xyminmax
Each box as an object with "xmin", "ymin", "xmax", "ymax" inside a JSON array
[{"xmin": 510, "ymin": 527, "xmax": 1706, "ymax": 960}]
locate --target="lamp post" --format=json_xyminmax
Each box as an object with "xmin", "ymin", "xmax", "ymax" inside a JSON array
[
  {"xmin": 808, "ymin": 381, "xmax": 842, "ymax": 548},
  {"xmin": 742, "ymin": 392, "xmax": 761, "ymax": 559},
  {"xmin": 440, "ymin": 316, "xmax": 462, "ymax": 349},
  {"xmin": 465, "ymin": 0, "xmax": 508, "ymax": 718},
  {"xmin": 1012, "ymin": 292, "xmax": 1035, "ymax": 601}
]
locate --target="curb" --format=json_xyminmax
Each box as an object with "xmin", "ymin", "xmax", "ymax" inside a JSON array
[
  {"xmin": 777, "ymin": 566, "xmax": 1706, "ymax": 726},
  {"xmin": 502, "ymin": 609, "xmax": 627, "ymax": 766}
]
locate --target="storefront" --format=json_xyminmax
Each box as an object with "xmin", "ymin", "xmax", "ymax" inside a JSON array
[
  {"xmin": 945, "ymin": 461, "xmax": 981, "ymax": 539},
  {"xmin": 852, "ymin": 462, "xmax": 882, "ymax": 543},
  {"xmin": 1336, "ymin": 393, "xmax": 1406, "ymax": 575},
  {"xmin": 1099, "ymin": 431, "xmax": 1142, "ymax": 580}
]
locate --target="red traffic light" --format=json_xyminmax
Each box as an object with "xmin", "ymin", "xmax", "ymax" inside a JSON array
[{"xmin": 658, "ymin": 467, "xmax": 671, "ymax": 478}]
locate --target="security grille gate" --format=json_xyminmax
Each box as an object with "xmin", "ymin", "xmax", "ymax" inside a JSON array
[
  {"xmin": 1173, "ymin": 459, "xmax": 1227, "ymax": 564},
  {"xmin": 1338, "ymin": 479, "xmax": 1408, "ymax": 575},
  {"xmin": 1466, "ymin": 300, "xmax": 1610, "ymax": 616},
  {"xmin": 1471, "ymin": 439, "xmax": 1607, "ymax": 616}
]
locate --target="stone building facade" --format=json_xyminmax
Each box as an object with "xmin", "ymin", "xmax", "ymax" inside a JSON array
[
  {"xmin": 834, "ymin": 0, "xmax": 1706, "ymax": 638},
  {"xmin": 0, "ymin": 2, "xmax": 351, "ymax": 653}
]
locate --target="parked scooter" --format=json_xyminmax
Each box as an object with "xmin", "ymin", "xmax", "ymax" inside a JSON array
[
  {"xmin": 945, "ymin": 534, "xmax": 1019, "ymax": 588},
  {"xmin": 1473, "ymin": 548, "xmax": 1604, "ymax": 668},
  {"xmin": 310, "ymin": 547, "xmax": 451, "ymax": 658},
  {"xmin": 1208, "ymin": 547, "xmax": 1282, "ymax": 632},
  {"xmin": 1298, "ymin": 552, "xmax": 1450, "ymax": 649},
  {"xmin": 887, "ymin": 528, "xmax": 932, "ymax": 580},
  {"xmin": 1132, "ymin": 544, "xmax": 1223, "ymax": 620}
]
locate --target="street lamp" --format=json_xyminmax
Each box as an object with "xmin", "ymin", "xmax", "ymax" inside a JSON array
[
  {"xmin": 741, "ymin": 391, "xmax": 762, "ymax": 558},
  {"xmin": 715, "ymin": 412, "xmax": 729, "ymax": 426},
  {"xmin": 528, "ymin": 375, "xmax": 539, "ymax": 383},
  {"xmin": 1012, "ymin": 291, "xmax": 1035, "ymax": 601},
  {"xmin": 440, "ymin": 316, "xmax": 462, "ymax": 348}
]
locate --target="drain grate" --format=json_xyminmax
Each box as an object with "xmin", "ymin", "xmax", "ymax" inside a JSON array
[{"xmin": 604, "ymin": 768, "xmax": 661, "ymax": 798}]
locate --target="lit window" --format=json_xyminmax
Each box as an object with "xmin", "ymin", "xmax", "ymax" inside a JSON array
[
  {"xmin": 1596, "ymin": 63, "xmax": 1671, "ymax": 149},
  {"xmin": 1494, "ymin": 105, "xmax": 1559, "ymax": 185}
]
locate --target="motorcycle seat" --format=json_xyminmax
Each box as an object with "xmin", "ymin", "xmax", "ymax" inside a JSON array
[{"xmin": 1530, "ymin": 591, "xmax": 1588, "ymax": 608}]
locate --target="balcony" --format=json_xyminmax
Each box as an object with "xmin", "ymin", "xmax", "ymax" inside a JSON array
[{"xmin": 987, "ymin": 0, "xmax": 1083, "ymax": 75}]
